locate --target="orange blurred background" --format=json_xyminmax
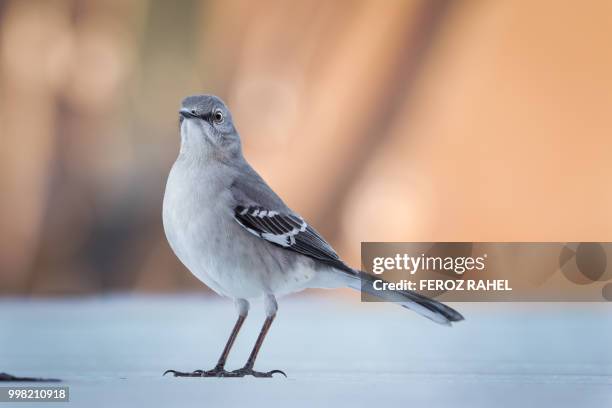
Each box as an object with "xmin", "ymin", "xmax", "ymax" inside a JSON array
[{"xmin": 1, "ymin": 0, "xmax": 612, "ymax": 295}]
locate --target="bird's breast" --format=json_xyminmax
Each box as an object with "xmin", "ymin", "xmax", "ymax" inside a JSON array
[{"xmin": 162, "ymin": 160, "xmax": 236, "ymax": 291}]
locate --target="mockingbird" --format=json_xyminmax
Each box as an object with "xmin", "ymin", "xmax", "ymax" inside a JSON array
[{"xmin": 162, "ymin": 95, "xmax": 464, "ymax": 378}]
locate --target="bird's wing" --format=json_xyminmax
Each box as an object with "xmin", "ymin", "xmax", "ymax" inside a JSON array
[{"xmin": 233, "ymin": 204, "xmax": 352, "ymax": 273}]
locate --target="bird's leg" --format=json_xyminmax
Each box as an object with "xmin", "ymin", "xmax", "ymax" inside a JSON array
[
  {"xmin": 209, "ymin": 313, "xmax": 245, "ymax": 371},
  {"xmin": 164, "ymin": 299, "xmax": 249, "ymax": 377},
  {"xmin": 228, "ymin": 294, "xmax": 286, "ymax": 378}
]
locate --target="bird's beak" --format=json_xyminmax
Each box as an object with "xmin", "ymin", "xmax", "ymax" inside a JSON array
[{"xmin": 179, "ymin": 108, "xmax": 195, "ymax": 119}]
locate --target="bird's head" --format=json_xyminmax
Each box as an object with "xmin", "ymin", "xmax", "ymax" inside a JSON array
[{"xmin": 178, "ymin": 94, "xmax": 241, "ymax": 160}]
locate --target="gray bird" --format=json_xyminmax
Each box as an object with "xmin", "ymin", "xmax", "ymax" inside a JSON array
[{"xmin": 162, "ymin": 94, "xmax": 463, "ymax": 378}]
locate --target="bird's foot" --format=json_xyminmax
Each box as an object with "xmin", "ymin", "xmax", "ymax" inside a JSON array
[
  {"xmin": 226, "ymin": 367, "xmax": 287, "ymax": 378},
  {"xmin": 163, "ymin": 366, "xmax": 233, "ymax": 377}
]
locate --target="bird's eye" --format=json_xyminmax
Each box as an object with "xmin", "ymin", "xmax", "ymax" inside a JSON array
[
  {"xmin": 190, "ymin": 109, "xmax": 196, "ymax": 116},
  {"xmin": 212, "ymin": 109, "xmax": 224, "ymax": 124}
]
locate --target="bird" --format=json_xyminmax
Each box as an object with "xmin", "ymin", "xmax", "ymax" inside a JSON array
[{"xmin": 162, "ymin": 94, "xmax": 464, "ymax": 378}]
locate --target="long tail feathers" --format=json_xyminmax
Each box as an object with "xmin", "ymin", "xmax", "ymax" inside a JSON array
[{"xmin": 348, "ymin": 270, "xmax": 465, "ymax": 326}]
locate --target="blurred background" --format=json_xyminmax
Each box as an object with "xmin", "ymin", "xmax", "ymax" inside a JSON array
[{"xmin": 2, "ymin": 0, "xmax": 612, "ymax": 295}]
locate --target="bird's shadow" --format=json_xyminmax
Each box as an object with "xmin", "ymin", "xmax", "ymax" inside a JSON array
[{"xmin": 0, "ymin": 372, "xmax": 61, "ymax": 382}]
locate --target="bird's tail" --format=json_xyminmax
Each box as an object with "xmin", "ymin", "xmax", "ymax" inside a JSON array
[{"xmin": 347, "ymin": 270, "xmax": 464, "ymax": 326}]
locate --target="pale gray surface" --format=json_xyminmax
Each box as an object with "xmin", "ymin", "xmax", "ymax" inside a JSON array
[{"xmin": 1, "ymin": 295, "xmax": 611, "ymax": 407}]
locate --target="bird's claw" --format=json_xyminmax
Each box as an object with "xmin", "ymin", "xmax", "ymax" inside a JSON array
[
  {"xmin": 163, "ymin": 368, "xmax": 233, "ymax": 377},
  {"xmin": 227, "ymin": 367, "xmax": 287, "ymax": 378},
  {"xmin": 163, "ymin": 367, "xmax": 287, "ymax": 378}
]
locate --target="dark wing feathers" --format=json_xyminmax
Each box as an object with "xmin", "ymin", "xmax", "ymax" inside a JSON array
[{"xmin": 234, "ymin": 205, "xmax": 352, "ymax": 272}]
